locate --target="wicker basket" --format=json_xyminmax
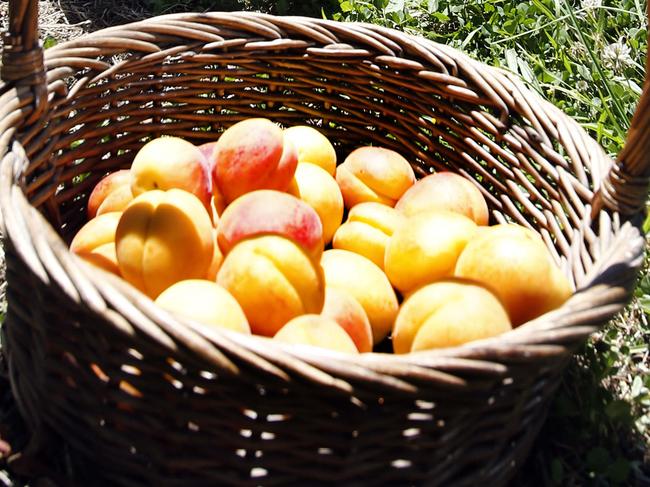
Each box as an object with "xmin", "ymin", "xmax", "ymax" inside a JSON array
[{"xmin": 1, "ymin": 2, "xmax": 648, "ymax": 486}]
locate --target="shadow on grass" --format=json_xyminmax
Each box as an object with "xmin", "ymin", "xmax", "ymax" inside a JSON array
[
  {"xmin": 515, "ymin": 346, "xmax": 650, "ymax": 486},
  {"xmin": 52, "ymin": 0, "xmax": 337, "ymax": 32},
  {"xmin": 49, "ymin": 0, "xmax": 152, "ymax": 30}
]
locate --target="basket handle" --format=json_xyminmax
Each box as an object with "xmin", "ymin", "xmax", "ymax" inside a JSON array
[
  {"xmin": 591, "ymin": 5, "xmax": 650, "ymax": 219},
  {"xmin": 2, "ymin": 0, "xmax": 47, "ymax": 123}
]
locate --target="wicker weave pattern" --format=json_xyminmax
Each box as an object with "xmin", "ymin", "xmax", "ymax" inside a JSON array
[{"xmin": 0, "ymin": 8, "xmax": 647, "ymax": 487}]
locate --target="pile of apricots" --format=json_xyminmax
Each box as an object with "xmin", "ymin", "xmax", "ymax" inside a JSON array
[{"xmin": 70, "ymin": 118, "xmax": 573, "ymax": 355}]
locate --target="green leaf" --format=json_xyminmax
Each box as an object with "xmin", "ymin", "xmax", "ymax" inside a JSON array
[
  {"xmin": 550, "ymin": 458, "xmax": 564, "ymax": 484},
  {"xmin": 586, "ymin": 447, "xmax": 611, "ymax": 471},
  {"xmin": 577, "ymin": 64, "xmax": 593, "ymax": 81},
  {"xmin": 72, "ymin": 171, "xmax": 91, "ymax": 185},
  {"xmin": 385, "ymin": 0, "xmax": 405, "ymax": 14},
  {"xmin": 631, "ymin": 375, "xmax": 643, "ymax": 397},
  {"xmin": 426, "ymin": 0, "xmax": 438, "ymax": 13},
  {"xmin": 630, "ymin": 343, "xmax": 649, "ymax": 355},
  {"xmin": 431, "ymin": 12, "xmax": 449, "ymax": 22},
  {"xmin": 339, "ymin": 1, "xmax": 353, "ymax": 13},
  {"xmin": 43, "ymin": 36, "xmax": 57, "ymax": 49},
  {"xmin": 561, "ymin": 53, "xmax": 573, "ymax": 75},
  {"xmin": 502, "ymin": 18, "xmax": 518, "ymax": 34},
  {"xmin": 544, "ymin": 31, "xmax": 558, "ymax": 50},
  {"xmin": 518, "ymin": 58, "xmax": 540, "ymax": 91},
  {"xmin": 635, "ymin": 273, "xmax": 650, "ymax": 294},
  {"xmin": 505, "ymin": 48, "xmax": 519, "ymax": 73},
  {"xmin": 606, "ymin": 458, "xmax": 630, "ymax": 483},
  {"xmin": 638, "ymin": 295, "xmax": 650, "ymax": 315},
  {"xmin": 554, "ymin": 392, "xmax": 577, "ymax": 416},
  {"xmin": 605, "ymin": 399, "xmax": 631, "ymax": 422}
]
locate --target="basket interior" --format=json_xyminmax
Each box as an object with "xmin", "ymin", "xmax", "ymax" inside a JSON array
[{"xmin": 16, "ymin": 15, "xmax": 615, "ymax": 291}]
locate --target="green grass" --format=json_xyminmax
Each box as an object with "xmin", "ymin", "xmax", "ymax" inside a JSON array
[{"xmin": 332, "ymin": 0, "xmax": 646, "ymax": 156}]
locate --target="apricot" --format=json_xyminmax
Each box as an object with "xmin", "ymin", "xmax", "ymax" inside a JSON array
[
  {"xmin": 384, "ymin": 210, "xmax": 477, "ymax": 295},
  {"xmin": 274, "ymin": 314, "xmax": 358, "ymax": 354},
  {"xmin": 288, "ymin": 162, "xmax": 343, "ymax": 245},
  {"xmin": 87, "ymin": 170, "xmax": 131, "ymax": 219},
  {"xmin": 392, "ymin": 279, "xmax": 512, "ymax": 354},
  {"xmin": 76, "ymin": 242, "xmax": 120, "ymax": 276},
  {"xmin": 217, "ymin": 236, "xmax": 325, "ymax": 337},
  {"xmin": 209, "ymin": 187, "xmax": 227, "ymax": 225},
  {"xmin": 283, "ymin": 125, "xmax": 337, "ymax": 175},
  {"xmin": 396, "ymin": 172, "xmax": 489, "ymax": 225},
  {"xmin": 455, "ymin": 223, "xmax": 573, "ymax": 326},
  {"xmin": 130, "ymin": 136, "xmax": 212, "ymax": 209},
  {"xmin": 335, "ymin": 146, "xmax": 416, "ymax": 208},
  {"xmin": 320, "ymin": 249, "xmax": 398, "ymax": 344},
  {"xmin": 154, "ymin": 279, "xmax": 250, "ymax": 334},
  {"xmin": 217, "ymin": 190, "xmax": 323, "ymax": 261},
  {"xmin": 198, "ymin": 141, "xmax": 219, "ymax": 169},
  {"xmin": 205, "ymin": 229, "xmax": 224, "ymax": 281},
  {"xmin": 213, "ymin": 118, "xmax": 298, "ymax": 204},
  {"xmin": 332, "ymin": 202, "xmax": 404, "ymax": 270},
  {"xmin": 70, "ymin": 211, "xmax": 121, "ymax": 255},
  {"xmin": 95, "ymin": 183, "xmax": 133, "ymax": 217},
  {"xmin": 115, "ymin": 189, "xmax": 214, "ymax": 299},
  {"xmin": 70, "ymin": 212, "xmax": 123, "ymax": 276},
  {"xmin": 321, "ymin": 287, "xmax": 373, "ymax": 353},
  {"xmin": 199, "ymin": 141, "xmax": 226, "ymax": 224}
]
